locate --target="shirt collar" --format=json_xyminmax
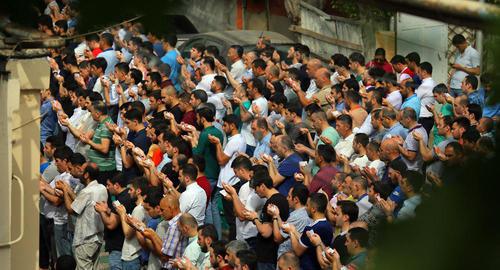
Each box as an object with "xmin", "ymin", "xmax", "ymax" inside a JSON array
[
  {"xmin": 309, "ymin": 217, "xmax": 327, "ymax": 226},
  {"xmin": 168, "ymin": 213, "xmax": 182, "ymax": 226}
]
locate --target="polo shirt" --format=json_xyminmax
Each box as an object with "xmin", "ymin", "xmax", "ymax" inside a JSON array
[
  {"xmin": 347, "ymin": 250, "xmax": 368, "ymax": 269},
  {"xmin": 253, "ymin": 132, "xmax": 272, "ymax": 159},
  {"xmin": 318, "ymin": 126, "xmax": 340, "ymax": 147},
  {"xmin": 147, "ymin": 220, "xmax": 169, "ymax": 270},
  {"xmin": 192, "ymin": 126, "xmax": 224, "ymax": 180},
  {"xmin": 383, "ymin": 123, "xmax": 408, "ymax": 141},
  {"xmin": 309, "ymin": 166, "xmax": 337, "ymax": 199},
  {"xmin": 44, "ymin": 172, "xmax": 77, "ymax": 225},
  {"xmin": 218, "ymin": 134, "xmax": 246, "ymax": 188},
  {"xmin": 183, "ymin": 235, "xmax": 205, "ymax": 269},
  {"xmin": 450, "ymin": 46, "xmax": 480, "ymax": 89},
  {"xmin": 123, "ymin": 128, "xmax": 150, "ymax": 181},
  {"xmin": 299, "ymin": 218, "xmax": 334, "ymax": 270},
  {"xmin": 97, "ymin": 49, "xmax": 118, "ymax": 76},
  {"xmin": 397, "ymin": 194, "xmax": 422, "ymax": 221},
  {"xmin": 230, "ymin": 59, "xmax": 246, "ymax": 82},
  {"xmin": 87, "ymin": 116, "xmax": 116, "ymax": 171},
  {"xmin": 401, "ymin": 94, "xmax": 421, "ymax": 118},
  {"xmin": 196, "ymin": 73, "xmax": 216, "ymax": 95},
  {"xmin": 432, "ymin": 104, "xmax": 453, "ymax": 146},
  {"xmin": 277, "ymin": 153, "xmax": 302, "ymax": 196},
  {"xmin": 179, "ymin": 183, "xmax": 207, "ymax": 225}
]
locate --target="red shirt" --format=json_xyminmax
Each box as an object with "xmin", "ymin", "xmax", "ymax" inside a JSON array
[
  {"xmin": 196, "ymin": 176, "xmax": 212, "ymax": 205},
  {"xmin": 181, "ymin": 110, "xmax": 196, "ymax": 126},
  {"xmin": 92, "ymin": 48, "xmax": 103, "ymax": 58},
  {"xmin": 366, "ymin": 60, "xmax": 393, "ymax": 74},
  {"xmin": 309, "ymin": 166, "xmax": 337, "ymax": 200}
]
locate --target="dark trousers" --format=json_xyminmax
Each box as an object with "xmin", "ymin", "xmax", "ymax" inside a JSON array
[
  {"xmin": 418, "ymin": 117, "xmax": 434, "ymax": 136},
  {"xmin": 39, "ymin": 214, "xmax": 54, "ymax": 269},
  {"xmin": 221, "ymin": 181, "xmax": 244, "ymax": 241}
]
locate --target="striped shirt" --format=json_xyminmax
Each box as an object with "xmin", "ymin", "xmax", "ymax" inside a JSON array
[
  {"xmin": 161, "ymin": 213, "xmax": 188, "ymax": 268},
  {"xmin": 87, "ymin": 116, "xmax": 116, "ymax": 171}
]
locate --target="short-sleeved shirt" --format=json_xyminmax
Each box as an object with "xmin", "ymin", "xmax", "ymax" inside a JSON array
[
  {"xmin": 299, "ymin": 219, "xmax": 334, "ymax": 270},
  {"xmin": 147, "ymin": 220, "xmax": 169, "ymax": 270},
  {"xmin": 87, "ymin": 116, "xmax": 116, "ymax": 171},
  {"xmin": 402, "ymin": 124, "xmax": 428, "ymax": 171},
  {"xmin": 192, "ymin": 126, "xmax": 224, "ymax": 180},
  {"xmin": 123, "ymin": 128, "xmax": 150, "ymax": 181},
  {"xmin": 309, "ymin": 166, "xmax": 337, "ymax": 199},
  {"xmin": 256, "ymin": 193, "xmax": 290, "ymax": 264},
  {"xmin": 217, "ymin": 133, "xmax": 247, "ymax": 188},
  {"xmin": 183, "ymin": 235, "xmax": 205, "ymax": 269},
  {"xmin": 335, "ymin": 133, "xmax": 355, "ymax": 158},
  {"xmin": 416, "ymin": 77, "xmax": 436, "ymax": 118},
  {"xmin": 401, "ymin": 94, "xmax": 421, "ymax": 118},
  {"xmin": 97, "ymin": 50, "xmax": 118, "ymax": 76},
  {"xmin": 161, "ymin": 213, "xmax": 188, "ymax": 267},
  {"xmin": 330, "ymin": 232, "xmax": 349, "ymax": 265},
  {"xmin": 104, "ymin": 189, "xmax": 135, "ymax": 252},
  {"xmin": 386, "ymin": 90, "xmax": 403, "ymax": 110},
  {"xmin": 253, "ymin": 133, "xmax": 272, "ymax": 159},
  {"xmin": 71, "ymin": 180, "xmax": 108, "ymax": 247},
  {"xmin": 318, "ymin": 127, "xmax": 340, "ymax": 147},
  {"xmin": 121, "ymin": 204, "xmax": 147, "ymax": 261},
  {"xmin": 236, "ymin": 181, "xmax": 266, "ymax": 240},
  {"xmin": 277, "ymin": 153, "xmax": 302, "ymax": 196},
  {"xmin": 161, "ymin": 50, "xmax": 181, "ymax": 91},
  {"xmin": 277, "ymin": 207, "xmax": 311, "ymax": 258},
  {"xmin": 450, "ymin": 46, "xmax": 481, "ymax": 89},
  {"xmin": 179, "ymin": 183, "xmax": 207, "ymax": 225},
  {"xmin": 432, "ymin": 104, "xmax": 453, "ymax": 146},
  {"xmin": 383, "ymin": 123, "xmax": 408, "ymax": 141},
  {"xmin": 397, "ymin": 195, "xmax": 422, "ymax": 220}
]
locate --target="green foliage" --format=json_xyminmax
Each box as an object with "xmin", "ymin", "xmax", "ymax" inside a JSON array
[{"xmin": 330, "ymin": 0, "xmax": 393, "ymax": 20}]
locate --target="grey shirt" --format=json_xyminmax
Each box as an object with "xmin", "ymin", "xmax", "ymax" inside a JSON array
[
  {"xmin": 71, "ymin": 180, "xmax": 108, "ymax": 247},
  {"xmin": 277, "ymin": 207, "xmax": 311, "ymax": 258}
]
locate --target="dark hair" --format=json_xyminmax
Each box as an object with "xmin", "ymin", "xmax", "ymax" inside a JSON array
[
  {"xmin": 285, "ymin": 102, "xmax": 302, "ymax": 117},
  {"xmin": 462, "ymin": 128, "xmax": 481, "ymax": 144},
  {"xmin": 91, "ymin": 57, "xmax": 108, "ymax": 73},
  {"xmin": 389, "ymin": 158, "xmax": 408, "ymax": 175},
  {"xmin": 349, "ymin": 52, "xmax": 365, "ymax": 66},
  {"xmin": 223, "ymin": 114, "xmax": 240, "ymax": 129},
  {"xmin": 374, "ymin": 47, "xmax": 386, "ymax": 56},
  {"xmin": 452, "ymin": 34, "xmax": 466, "ymax": 45},
  {"xmin": 291, "ymin": 183, "xmax": 309, "ymax": 205},
  {"xmin": 181, "ymin": 164, "xmax": 198, "ymax": 181},
  {"xmin": 337, "ymin": 200, "xmax": 359, "ymax": 222},
  {"xmin": 83, "ymin": 163, "xmax": 100, "ymax": 181},
  {"xmin": 130, "ymin": 100, "xmax": 146, "ymax": 116},
  {"xmin": 390, "ymin": 54, "xmax": 406, "ymax": 65},
  {"xmin": 63, "ymin": 54, "xmax": 77, "ymax": 66},
  {"xmin": 305, "ymin": 103, "xmax": 322, "ymax": 115},
  {"xmin": 129, "ymin": 177, "xmax": 149, "ymax": 196},
  {"xmin": 348, "ymin": 227, "xmax": 369, "ymax": 248},
  {"xmin": 402, "ymin": 107, "xmax": 418, "ymax": 121},
  {"xmin": 196, "ymin": 106, "xmax": 215, "ymax": 122},
  {"xmin": 337, "ymin": 114, "xmax": 353, "ymax": 130},
  {"xmin": 163, "ymin": 34, "xmax": 178, "ymax": 47},
  {"xmin": 144, "ymin": 188, "xmax": 164, "ymax": 207},
  {"xmin": 211, "ymin": 240, "xmax": 228, "ymax": 259},
  {"xmin": 149, "ymin": 72, "xmax": 162, "ymax": 86},
  {"xmin": 345, "ymin": 90, "xmax": 362, "ymax": 104},
  {"xmin": 214, "ymin": 75, "xmax": 227, "ymax": 91},
  {"xmin": 109, "ymin": 172, "xmax": 127, "ymax": 187},
  {"xmin": 199, "ymin": 223, "xmax": 219, "ymax": 241},
  {"xmin": 309, "ymin": 193, "xmax": 328, "ymax": 213},
  {"xmin": 252, "ymin": 169, "xmax": 273, "ymax": 189},
  {"xmin": 46, "ymin": 135, "xmax": 65, "ymax": 148},
  {"xmin": 466, "ymin": 103, "xmax": 482, "ymax": 121},
  {"xmin": 191, "ymin": 89, "xmax": 208, "ymax": 103},
  {"xmin": 124, "ymin": 108, "xmax": 143, "ymax": 123},
  {"xmin": 442, "ymin": 115, "xmax": 454, "ymax": 129},
  {"xmin": 69, "ymin": 153, "xmax": 86, "ymax": 166},
  {"xmin": 270, "ymin": 92, "xmax": 287, "ymax": 107},
  {"xmin": 252, "ymin": 58, "xmax": 267, "ymax": 70},
  {"xmin": 236, "ymin": 250, "xmax": 257, "ymax": 270},
  {"xmin": 296, "ymin": 44, "xmax": 310, "ymax": 58},
  {"xmin": 205, "ymin": 45, "xmax": 219, "ymax": 56},
  {"xmin": 100, "ymin": 33, "xmax": 114, "ymax": 47},
  {"xmin": 446, "ymin": 141, "xmax": 464, "ymax": 156},
  {"xmin": 38, "ymin": 15, "xmax": 53, "ymax": 29},
  {"xmin": 55, "ymin": 19, "xmax": 68, "ymax": 32},
  {"xmin": 371, "ymin": 88, "xmax": 384, "ymax": 105},
  {"xmin": 115, "ymin": 62, "xmax": 130, "ymax": 74},
  {"xmin": 129, "ymin": 68, "xmax": 143, "ymax": 84},
  {"xmin": 230, "ymin": 45, "xmax": 244, "ymax": 58},
  {"xmin": 453, "ymin": 116, "xmax": 471, "ymax": 130},
  {"xmin": 191, "ymin": 155, "xmax": 206, "ymax": 172},
  {"xmin": 343, "ymin": 78, "xmax": 360, "ymax": 92},
  {"xmin": 404, "ymin": 170, "xmax": 425, "ymax": 193},
  {"xmin": 432, "ymin": 83, "xmax": 448, "ymax": 94},
  {"xmin": 317, "ymin": 144, "xmax": 337, "ymax": 163},
  {"xmin": 85, "ymin": 33, "xmax": 100, "ymax": 42},
  {"xmin": 53, "ymin": 146, "xmax": 73, "ymax": 161},
  {"xmin": 231, "ymin": 155, "xmax": 252, "ymax": 170},
  {"xmin": 371, "ymin": 182, "xmax": 393, "ymax": 200},
  {"xmin": 56, "ymin": 254, "xmax": 76, "ymax": 270},
  {"xmin": 368, "ymin": 67, "xmax": 386, "ymax": 80},
  {"xmin": 419, "ymin": 62, "xmax": 433, "ymax": 74},
  {"xmin": 334, "ymin": 54, "xmax": 350, "ymax": 69},
  {"xmin": 464, "ymin": 75, "xmax": 478, "ymax": 90},
  {"xmin": 129, "ymin": 36, "xmax": 143, "ymax": 48},
  {"xmin": 354, "ymin": 133, "xmax": 369, "ymax": 148},
  {"xmin": 202, "ymin": 56, "xmax": 215, "ymax": 71},
  {"xmin": 250, "ymin": 78, "xmax": 265, "ymax": 95},
  {"xmin": 405, "ymin": 52, "xmax": 420, "ymax": 65},
  {"xmin": 91, "ymin": 100, "xmax": 108, "ymax": 114},
  {"xmin": 480, "ymin": 117, "xmax": 494, "ymax": 133}
]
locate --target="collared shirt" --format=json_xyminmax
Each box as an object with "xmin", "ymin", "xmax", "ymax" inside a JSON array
[
  {"xmin": 161, "ymin": 49, "xmax": 181, "ymax": 91},
  {"xmin": 335, "ymin": 133, "xmax": 355, "ymax": 158},
  {"xmin": 161, "ymin": 213, "xmax": 188, "ymax": 268},
  {"xmin": 253, "ymin": 132, "xmax": 272, "ymax": 159},
  {"xmin": 218, "ymin": 134, "xmax": 246, "ymax": 188},
  {"xmin": 207, "ymin": 92, "xmax": 226, "ymax": 120},
  {"xmin": 97, "ymin": 49, "xmax": 119, "ymax": 76},
  {"xmin": 179, "ymin": 183, "xmax": 207, "ymax": 225},
  {"xmin": 416, "ymin": 77, "xmax": 436, "ymax": 118},
  {"xmin": 41, "ymin": 98, "xmax": 57, "ymax": 145},
  {"xmin": 468, "ymin": 90, "xmax": 485, "ymax": 108},
  {"xmin": 298, "ymin": 218, "xmax": 334, "ymax": 270},
  {"xmin": 71, "ymin": 180, "xmax": 108, "ymax": 247},
  {"xmin": 147, "ymin": 220, "xmax": 169, "ymax": 270},
  {"xmin": 230, "ymin": 59, "xmax": 246, "ymax": 82},
  {"xmin": 45, "ymin": 172, "xmax": 80, "ymax": 225},
  {"xmin": 277, "ymin": 207, "xmax": 311, "ymax": 258},
  {"xmin": 196, "ymin": 73, "xmax": 216, "ymax": 95},
  {"xmin": 401, "ymin": 94, "xmax": 421, "ymax": 118},
  {"xmin": 357, "ymin": 113, "xmax": 374, "ymax": 137},
  {"xmin": 87, "ymin": 116, "xmax": 116, "ymax": 171},
  {"xmin": 156, "ymin": 152, "xmax": 171, "ymax": 172},
  {"xmin": 383, "ymin": 122, "xmax": 408, "ymax": 141},
  {"xmin": 386, "ymin": 90, "xmax": 403, "ymax": 110},
  {"xmin": 59, "ymin": 107, "xmax": 87, "ymax": 151},
  {"xmin": 402, "ymin": 124, "xmax": 428, "ymax": 171},
  {"xmin": 450, "ymin": 46, "xmax": 481, "ymax": 89},
  {"xmin": 397, "ymin": 194, "xmax": 422, "ymax": 221},
  {"xmin": 312, "ymin": 84, "xmax": 333, "ymax": 108},
  {"xmin": 183, "ymin": 235, "xmax": 206, "ymax": 269},
  {"xmin": 356, "ymin": 194, "xmax": 373, "ymax": 217}
]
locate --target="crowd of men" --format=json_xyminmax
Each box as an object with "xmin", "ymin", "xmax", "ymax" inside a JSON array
[{"xmin": 39, "ymin": 1, "xmax": 498, "ymax": 270}]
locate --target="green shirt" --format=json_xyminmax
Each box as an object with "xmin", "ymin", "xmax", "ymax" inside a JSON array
[
  {"xmin": 234, "ymin": 100, "xmax": 251, "ymax": 130},
  {"xmin": 192, "ymin": 125, "xmax": 224, "ymax": 180},
  {"xmin": 87, "ymin": 116, "xmax": 116, "ymax": 171},
  {"xmin": 312, "ymin": 127, "xmax": 340, "ymax": 174},
  {"xmin": 433, "ymin": 103, "xmax": 453, "ymax": 146}
]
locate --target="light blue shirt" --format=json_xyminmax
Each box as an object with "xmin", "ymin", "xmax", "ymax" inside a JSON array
[
  {"xmin": 41, "ymin": 98, "xmax": 57, "ymax": 145},
  {"xmin": 397, "ymin": 195, "xmax": 422, "ymax": 221},
  {"xmin": 97, "ymin": 48, "xmax": 118, "ymax": 76},
  {"xmin": 253, "ymin": 133, "xmax": 272, "ymax": 159},
  {"xmin": 161, "ymin": 50, "xmax": 181, "ymax": 91},
  {"xmin": 401, "ymin": 94, "xmax": 421, "ymax": 118},
  {"xmin": 383, "ymin": 122, "xmax": 408, "ymax": 141}
]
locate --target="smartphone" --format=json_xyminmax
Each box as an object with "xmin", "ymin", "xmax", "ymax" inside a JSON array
[
  {"xmin": 220, "ymin": 189, "xmax": 229, "ymax": 197},
  {"xmin": 299, "ymin": 161, "xmax": 308, "ymax": 167},
  {"xmin": 112, "ymin": 200, "xmax": 121, "ymax": 207}
]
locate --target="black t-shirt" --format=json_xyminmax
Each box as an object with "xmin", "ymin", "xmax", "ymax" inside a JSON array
[
  {"xmin": 331, "ymin": 233, "xmax": 349, "ymax": 265},
  {"xmin": 104, "ymin": 188, "xmax": 135, "ymax": 252},
  {"xmin": 123, "ymin": 128, "xmax": 150, "ymax": 182},
  {"xmin": 161, "ymin": 162, "xmax": 180, "ymax": 188},
  {"xmin": 169, "ymin": 103, "xmax": 183, "ymax": 124},
  {"xmin": 256, "ymin": 192, "xmax": 290, "ymax": 263}
]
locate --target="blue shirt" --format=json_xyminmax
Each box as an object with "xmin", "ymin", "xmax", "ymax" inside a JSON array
[
  {"xmin": 97, "ymin": 48, "xmax": 118, "ymax": 76},
  {"xmin": 253, "ymin": 133, "xmax": 272, "ymax": 159},
  {"xmin": 277, "ymin": 153, "xmax": 302, "ymax": 196},
  {"xmin": 40, "ymin": 98, "xmax": 58, "ymax": 145},
  {"xmin": 161, "ymin": 50, "xmax": 181, "ymax": 91},
  {"xmin": 468, "ymin": 90, "xmax": 485, "ymax": 109},
  {"xmin": 153, "ymin": 42, "xmax": 165, "ymax": 58},
  {"xmin": 480, "ymin": 87, "xmax": 500, "ymax": 117},
  {"xmin": 388, "ymin": 185, "xmax": 406, "ymax": 216},
  {"xmin": 299, "ymin": 219, "xmax": 334, "ymax": 270},
  {"xmin": 383, "ymin": 122, "xmax": 408, "ymax": 141},
  {"xmin": 401, "ymin": 94, "xmax": 421, "ymax": 118}
]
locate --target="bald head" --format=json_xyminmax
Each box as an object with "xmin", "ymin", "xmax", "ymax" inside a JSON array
[
  {"xmin": 315, "ymin": 67, "xmax": 331, "ymax": 87},
  {"xmin": 306, "ymin": 58, "xmax": 322, "ymax": 77},
  {"xmin": 380, "ymin": 138, "xmax": 400, "ymax": 161},
  {"xmin": 161, "ymin": 194, "xmax": 180, "ymax": 210},
  {"xmin": 278, "ymin": 252, "xmax": 300, "ymax": 270}
]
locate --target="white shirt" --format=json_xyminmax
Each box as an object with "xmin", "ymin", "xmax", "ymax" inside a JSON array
[
  {"xmin": 356, "ymin": 194, "xmax": 372, "ymax": 217},
  {"xmin": 59, "ymin": 107, "xmax": 87, "ymax": 151},
  {"xmin": 217, "ymin": 134, "xmax": 247, "ymax": 188},
  {"xmin": 368, "ymin": 159, "xmax": 385, "ymax": 180},
  {"xmin": 230, "ymin": 59, "xmax": 246, "ymax": 83},
  {"xmin": 45, "ymin": 172, "xmax": 79, "ymax": 225},
  {"xmin": 121, "ymin": 204, "xmax": 147, "ymax": 261},
  {"xmin": 386, "ymin": 90, "xmax": 403, "ymax": 110},
  {"xmin": 450, "ymin": 46, "xmax": 481, "ymax": 89},
  {"xmin": 179, "ymin": 183, "xmax": 207, "ymax": 225},
  {"xmin": 207, "ymin": 92, "xmax": 226, "ymax": 121},
  {"xmin": 196, "ymin": 73, "xmax": 216, "ymax": 94},
  {"xmin": 350, "ymin": 155, "xmax": 370, "ymax": 169},
  {"xmin": 397, "ymin": 67, "xmax": 412, "ymax": 83},
  {"xmin": 416, "ymin": 77, "xmax": 436, "ymax": 118},
  {"xmin": 335, "ymin": 133, "xmax": 355, "ymax": 158},
  {"xmin": 236, "ymin": 182, "xmax": 266, "ymax": 240},
  {"xmin": 305, "ymin": 79, "xmax": 318, "ymax": 99},
  {"xmin": 356, "ymin": 113, "xmax": 373, "ymax": 136},
  {"xmin": 241, "ymin": 96, "xmax": 268, "ymax": 147}
]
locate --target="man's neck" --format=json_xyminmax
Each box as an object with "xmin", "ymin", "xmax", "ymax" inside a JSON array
[
  {"xmin": 132, "ymin": 125, "xmax": 145, "ymax": 132},
  {"xmin": 320, "ymin": 123, "xmax": 330, "ymax": 132},
  {"xmin": 202, "ymin": 121, "xmax": 213, "ymax": 129},
  {"xmin": 351, "ymin": 248, "xmax": 367, "ymax": 257},
  {"xmin": 292, "ymin": 117, "xmax": 302, "ymax": 124},
  {"xmin": 157, "ymin": 104, "xmax": 166, "ymax": 111},
  {"xmin": 342, "ymin": 131, "xmax": 353, "ymax": 139},
  {"xmin": 407, "ymin": 121, "xmax": 418, "ymax": 130},
  {"xmin": 341, "ymin": 222, "xmax": 350, "ymax": 233},
  {"xmin": 264, "ymin": 188, "xmax": 278, "ymax": 199},
  {"xmin": 358, "ymin": 148, "xmax": 367, "ymax": 156},
  {"xmin": 136, "ymin": 195, "xmax": 144, "ymax": 205},
  {"xmin": 311, "ymin": 213, "xmax": 326, "ymax": 221},
  {"xmin": 229, "ymin": 130, "xmax": 239, "ymax": 138}
]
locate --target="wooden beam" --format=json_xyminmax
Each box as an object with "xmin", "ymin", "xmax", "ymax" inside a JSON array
[{"xmin": 288, "ymin": 25, "xmax": 363, "ymax": 51}]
